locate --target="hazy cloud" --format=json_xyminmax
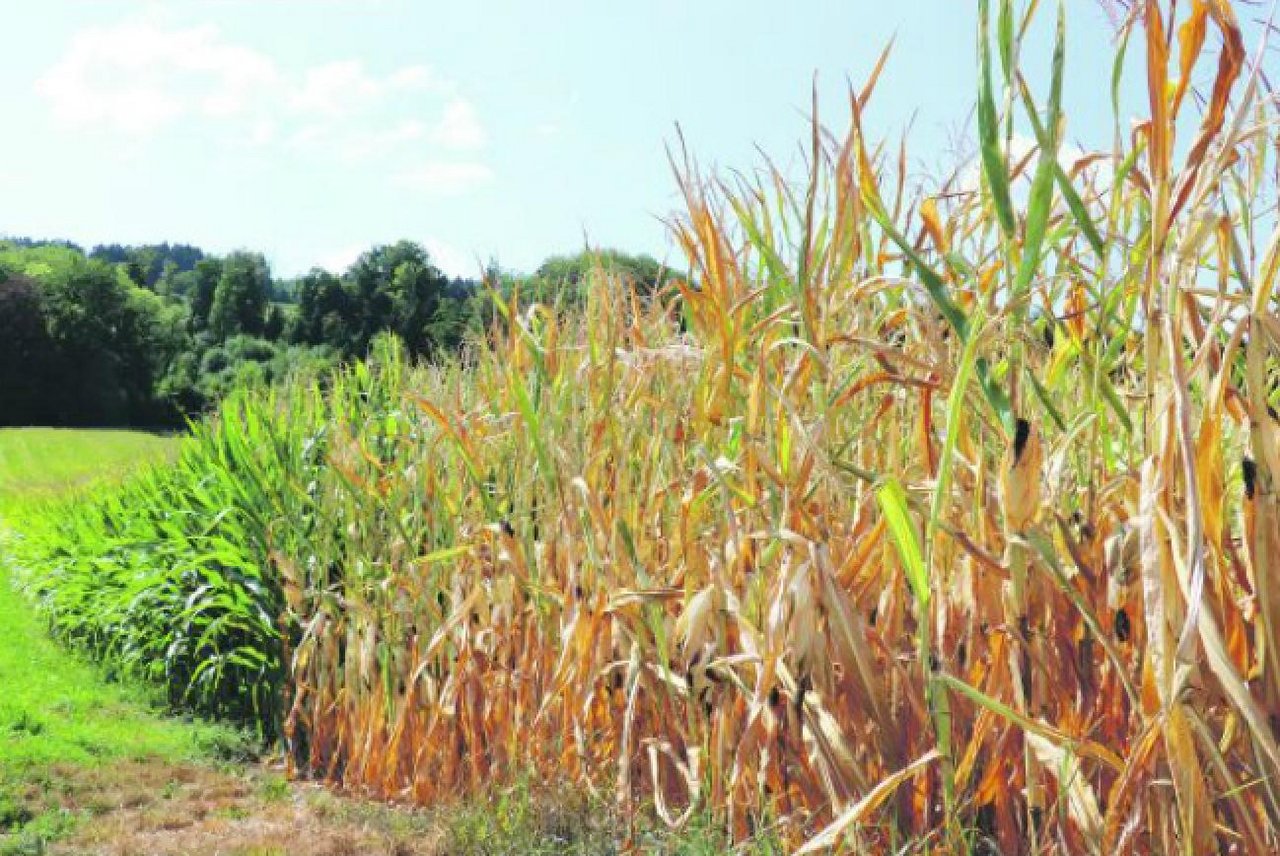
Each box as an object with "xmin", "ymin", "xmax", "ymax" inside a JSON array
[
  {"xmin": 289, "ymin": 60, "xmax": 443, "ymax": 119},
  {"xmin": 336, "ymin": 120, "xmax": 429, "ymax": 162},
  {"xmin": 35, "ymin": 20, "xmax": 280, "ymax": 135},
  {"xmin": 953, "ymin": 133, "xmax": 1096, "ymax": 195},
  {"xmin": 395, "ymin": 161, "xmax": 495, "ymax": 195},
  {"xmin": 431, "ymin": 98, "xmax": 486, "ymax": 149},
  {"xmin": 290, "ymin": 61, "xmax": 382, "ymax": 118},
  {"xmin": 314, "ymin": 237, "xmax": 472, "ymax": 277},
  {"xmin": 424, "ymin": 238, "xmax": 474, "ymax": 278},
  {"xmin": 35, "ymin": 19, "xmax": 489, "ymax": 176},
  {"xmin": 316, "ymin": 243, "xmax": 365, "ymax": 273}
]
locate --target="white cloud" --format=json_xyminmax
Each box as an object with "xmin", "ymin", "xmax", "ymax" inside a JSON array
[
  {"xmin": 36, "ymin": 19, "xmax": 495, "ymax": 187},
  {"xmin": 289, "ymin": 60, "xmax": 382, "ymax": 118},
  {"xmin": 338, "ymin": 119, "xmax": 428, "ymax": 162},
  {"xmin": 387, "ymin": 65, "xmax": 449, "ymax": 93},
  {"xmin": 289, "ymin": 60, "xmax": 449, "ymax": 119},
  {"xmin": 431, "ymin": 98, "xmax": 486, "ymax": 149},
  {"xmin": 37, "ymin": 22, "xmax": 464, "ymax": 137},
  {"xmin": 424, "ymin": 238, "xmax": 475, "ymax": 278},
  {"xmin": 35, "ymin": 20, "xmax": 280, "ymax": 135},
  {"xmin": 286, "ymin": 124, "xmax": 330, "ymax": 150},
  {"xmin": 246, "ymin": 119, "xmax": 278, "ymax": 147},
  {"xmin": 953, "ymin": 132, "xmax": 1096, "ymax": 195},
  {"xmin": 312, "ymin": 238, "xmax": 473, "ymax": 278},
  {"xmin": 396, "ymin": 161, "xmax": 495, "ymax": 195},
  {"xmin": 316, "ymin": 244, "xmax": 365, "ymax": 273}
]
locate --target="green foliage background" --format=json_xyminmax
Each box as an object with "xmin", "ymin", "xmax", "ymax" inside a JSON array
[{"xmin": 0, "ymin": 237, "xmax": 674, "ymax": 427}]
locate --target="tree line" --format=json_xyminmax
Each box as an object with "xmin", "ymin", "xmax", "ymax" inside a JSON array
[{"xmin": 0, "ymin": 238, "xmax": 675, "ymax": 427}]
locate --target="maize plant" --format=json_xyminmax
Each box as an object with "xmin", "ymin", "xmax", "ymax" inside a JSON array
[{"xmin": 14, "ymin": 1, "xmax": 1280, "ymax": 852}]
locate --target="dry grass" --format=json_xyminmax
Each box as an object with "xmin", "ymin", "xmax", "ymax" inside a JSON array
[
  {"xmin": 44, "ymin": 760, "xmax": 664, "ymax": 856},
  {"xmin": 38, "ymin": 761, "xmax": 441, "ymax": 856}
]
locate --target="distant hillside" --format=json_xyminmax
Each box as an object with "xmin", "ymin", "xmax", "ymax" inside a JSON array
[{"xmin": 0, "ymin": 237, "xmax": 674, "ymax": 427}]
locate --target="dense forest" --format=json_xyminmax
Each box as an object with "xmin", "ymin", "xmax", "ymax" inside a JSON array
[{"xmin": 0, "ymin": 237, "xmax": 673, "ymax": 426}]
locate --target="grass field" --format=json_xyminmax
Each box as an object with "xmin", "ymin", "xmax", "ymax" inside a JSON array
[
  {"xmin": 0, "ymin": 547, "xmax": 248, "ymax": 851},
  {"xmin": 0, "ymin": 428, "xmax": 177, "ymax": 510},
  {"xmin": 0, "ymin": 429, "xmax": 213, "ymax": 850}
]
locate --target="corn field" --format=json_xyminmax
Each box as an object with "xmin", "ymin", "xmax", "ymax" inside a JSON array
[{"xmin": 13, "ymin": 1, "xmax": 1280, "ymax": 851}]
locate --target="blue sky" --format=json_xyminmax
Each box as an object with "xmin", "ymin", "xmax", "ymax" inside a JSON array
[{"xmin": 0, "ymin": 2, "xmax": 1190, "ymax": 278}]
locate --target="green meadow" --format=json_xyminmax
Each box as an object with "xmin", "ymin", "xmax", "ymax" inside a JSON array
[
  {"xmin": 0, "ymin": 429, "xmax": 177, "ymax": 510},
  {"xmin": 0, "ymin": 429, "xmax": 227, "ymax": 853}
]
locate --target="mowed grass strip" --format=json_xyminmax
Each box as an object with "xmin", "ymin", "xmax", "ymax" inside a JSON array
[
  {"xmin": 0, "ymin": 554, "xmax": 251, "ymax": 853},
  {"xmin": 0, "ymin": 428, "xmax": 231, "ymax": 852},
  {"xmin": 0, "ymin": 428, "xmax": 177, "ymax": 511},
  {"xmin": 0, "ymin": 563, "xmax": 229, "ymax": 772}
]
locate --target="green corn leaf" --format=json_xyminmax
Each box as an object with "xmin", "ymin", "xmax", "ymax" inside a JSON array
[
  {"xmin": 976, "ymin": 358, "xmax": 1015, "ymax": 436},
  {"xmin": 877, "ymin": 478, "xmax": 929, "ymax": 607},
  {"xmin": 978, "ymin": 0, "xmax": 1017, "ymax": 239},
  {"xmin": 865, "ymin": 202, "xmax": 970, "ymax": 340},
  {"xmin": 1111, "ymin": 21, "xmax": 1131, "ymax": 123},
  {"xmin": 418, "ymin": 545, "xmax": 473, "ymax": 565},
  {"xmin": 997, "ymin": 0, "xmax": 1015, "ymax": 78},
  {"xmin": 928, "ymin": 316, "xmax": 984, "ymax": 563},
  {"xmin": 1014, "ymin": 2, "xmax": 1066, "ymax": 297},
  {"xmin": 1026, "ymin": 366, "xmax": 1067, "ymax": 432},
  {"xmin": 510, "ymin": 368, "xmax": 558, "ymax": 498},
  {"xmin": 1019, "ymin": 79, "xmax": 1105, "ymax": 259}
]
